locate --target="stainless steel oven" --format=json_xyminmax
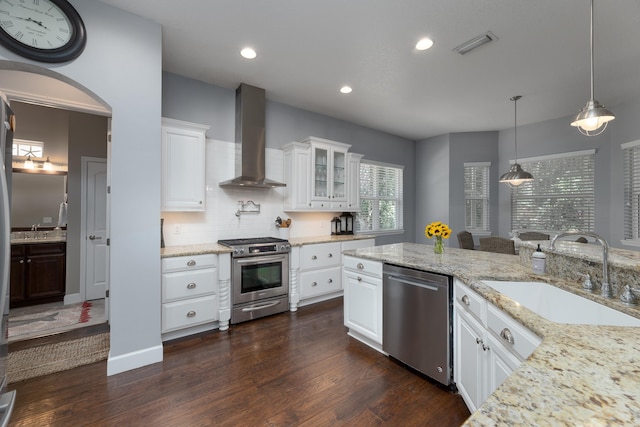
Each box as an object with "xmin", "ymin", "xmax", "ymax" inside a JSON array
[{"xmin": 218, "ymin": 237, "xmax": 290, "ymax": 324}]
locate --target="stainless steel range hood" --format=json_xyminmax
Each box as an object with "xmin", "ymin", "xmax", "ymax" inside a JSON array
[{"xmin": 219, "ymin": 83, "xmax": 286, "ymax": 189}]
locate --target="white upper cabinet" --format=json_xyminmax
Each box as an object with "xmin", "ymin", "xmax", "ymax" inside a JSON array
[
  {"xmin": 283, "ymin": 137, "xmax": 362, "ymax": 212},
  {"xmin": 161, "ymin": 118, "xmax": 210, "ymax": 211}
]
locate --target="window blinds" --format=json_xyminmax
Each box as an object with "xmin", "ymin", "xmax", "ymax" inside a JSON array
[
  {"xmin": 511, "ymin": 152, "xmax": 595, "ymax": 232},
  {"xmin": 464, "ymin": 163, "xmax": 490, "ymax": 232},
  {"xmin": 357, "ymin": 161, "xmax": 404, "ymax": 233},
  {"xmin": 623, "ymin": 141, "xmax": 640, "ymax": 240}
]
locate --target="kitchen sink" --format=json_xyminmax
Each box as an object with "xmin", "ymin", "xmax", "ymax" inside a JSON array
[{"xmin": 481, "ymin": 280, "xmax": 640, "ymax": 327}]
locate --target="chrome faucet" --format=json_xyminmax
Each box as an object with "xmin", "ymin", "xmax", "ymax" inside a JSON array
[{"xmin": 550, "ymin": 231, "xmax": 612, "ymax": 298}]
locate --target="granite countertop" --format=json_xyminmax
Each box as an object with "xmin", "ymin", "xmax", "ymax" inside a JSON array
[
  {"xmin": 161, "ymin": 234, "xmax": 375, "ymax": 257},
  {"xmin": 11, "ymin": 237, "xmax": 66, "ymax": 244},
  {"xmin": 344, "ymin": 242, "xmax": 640, "ymax": 426}
]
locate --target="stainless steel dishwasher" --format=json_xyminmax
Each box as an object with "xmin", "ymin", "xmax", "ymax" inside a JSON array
[{"xmin": 383, "ymin": 263, "xmax": 453, "ymax": 387}]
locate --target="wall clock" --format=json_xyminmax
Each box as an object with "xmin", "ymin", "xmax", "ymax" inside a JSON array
[{"xmin": 0, "ymin": 0, "xmax": 86, "ymax": 63}]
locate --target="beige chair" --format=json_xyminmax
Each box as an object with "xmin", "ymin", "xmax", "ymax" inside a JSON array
[
  {"xmin": 479, "ymin": 237, "xmax": 516, "ymax": 255},
  {"xmin": 518, "ymin": 231, "xmax": 550, "ymax": 241},
  {"xmin": 457, "ymin": 231, "xmax": 475, "ymax": 250}
]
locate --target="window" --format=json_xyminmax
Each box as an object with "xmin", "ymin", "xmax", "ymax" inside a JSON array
[
  {"xmin": 464, "ymin": 162, "xmax": 490, "ymax": 232},
  {"xmin": 357, "ymin": 161, "xmax": 403, "ymax": 234},
  {"xmin": 511, "ymin": 150, "xmax": 595, "ymax": 232},
  {"xmin": 622, "ymin": 140, "xmax": 640, "ymax": 242},
  {"xmin": 12, "ymin": 139, "xmax": 44, "ymax": 158}
]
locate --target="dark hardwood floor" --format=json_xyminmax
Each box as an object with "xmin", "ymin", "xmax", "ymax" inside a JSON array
[{"xmin": 8, "ymin": 298, "xmax": 471, "ymax": 426}]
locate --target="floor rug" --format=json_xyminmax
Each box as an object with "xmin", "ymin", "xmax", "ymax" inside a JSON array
[
  {"xmin": 7, "ymin": 333, "xmax": 110, "ymax": 383},
  {"xmin": 8, "ymin": 300, "xmax": 106, "ymax": 343}
]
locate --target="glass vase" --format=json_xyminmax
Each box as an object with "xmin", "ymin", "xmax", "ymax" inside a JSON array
[{"xmin": 433, "ymin": 236, "xmax": 444, "ymax": 254}]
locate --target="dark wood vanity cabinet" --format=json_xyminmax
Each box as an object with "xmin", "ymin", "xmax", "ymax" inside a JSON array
[{"xmin": 10, "ymin": 242, "xmax": 66, "ymax": 308}]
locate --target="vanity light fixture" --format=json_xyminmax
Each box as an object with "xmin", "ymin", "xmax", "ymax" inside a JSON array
[
  {"xmin": 570, "ymin": 0, "xmax": 614, "ymax": 136},
  {"xmin": 415, "ymin": 38, "xmax": 434, "ymax": 51},
  {"xmin": 339, "ymin": 86, "xmax": 352, "ymax": 94},
  {"xmin": 240, "ymin": 47, "xmax": 257, "ymax": 59},
  {"xmin": 500, "ymin": 95, "xmax": 533, "ymax": 188},
  {"xmin": 43, "ymin": 157, "xmax": 53, "ymax": 170},
  {"xmin": 23, "ymin": 155, "xmax": 34, "ymax": 169}
]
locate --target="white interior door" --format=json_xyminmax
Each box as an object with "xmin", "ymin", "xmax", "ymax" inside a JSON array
[{"xmin": 83, "ymin": 157, "xmax": 108, "ymax": 301}]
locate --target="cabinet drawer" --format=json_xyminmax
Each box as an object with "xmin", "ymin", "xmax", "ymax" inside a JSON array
[
  {"xmin": 487, "ymin": 304, "xmax": 541, "ymax": 360},
  {"xmin": 162, "ymin": 254, "xmax": 216, "ymax": 272},
  {"xmin": 343, "ymin": 256, "xmax": 382, "ymax": 278},
  {"xmin": 162, "ymin": 294, "xmax": 219, "ymax": 332},
  {"xmin": 300, "ymin": 242, "xmax": 341, "ymax": 270},
  {"xmin": 300, "ymin": 267, "xmax": 341, "ymax": 299},
  {"xmin": 162, "ymin": 268, "xmax": 216, "ymax": 302},
  {"xmin": 454, "ymin": 279, "xmax": 486, "ymax": 322}
]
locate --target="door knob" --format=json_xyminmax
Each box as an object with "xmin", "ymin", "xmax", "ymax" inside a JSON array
[{"xmin": 89, "ymin": 235, "xmax": 102, "ymax": 240}]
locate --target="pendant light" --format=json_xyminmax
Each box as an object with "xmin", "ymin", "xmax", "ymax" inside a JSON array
[
  {"xmin": 43, "ymin": 157, "xmax": 53, "ymax": 170},
  {"xmin": 570, "ymin": 0, "xmax": 614, "ymax": 136},
  {"xmin": 23, "ymin": 155, "xmax": 34, "ymax": 169},
  {"xmin": 500, "ymin": 95, "xmax": 533, "ymax": 188}
]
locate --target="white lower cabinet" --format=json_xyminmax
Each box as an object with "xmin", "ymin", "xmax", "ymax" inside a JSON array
[
  {"xmin": 343, "ymin": 255, "xmax": 383, "ymax": 350},
  {"xmin": 161, "ymin": 253, "xmax": 231, "ymax": 340},
  {"xmin": 454, "ymin": 278, "xmax": 541, "ymax": 412}
]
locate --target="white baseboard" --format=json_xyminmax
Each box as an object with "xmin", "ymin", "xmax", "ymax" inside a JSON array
[
  {"xmin": 64, "ymin": 293, "xmax": 82, "ymax": 305},
  {"xmin": 106, "ymin": 344, "xmax": 163, "ymax": 376}
]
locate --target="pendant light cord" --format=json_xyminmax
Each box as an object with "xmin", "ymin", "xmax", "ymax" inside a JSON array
[
  {"xmin": 590, "ymin": 0, "xmax": 595, "ymax": 101},
  {"xmin": 511, "ymin": 95, "xmax": 521, "ymax": 163}
]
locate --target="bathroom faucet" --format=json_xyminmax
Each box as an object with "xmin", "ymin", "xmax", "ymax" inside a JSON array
[{"xmin": 550, "ymin": 231, "xmax": 612, "ymax": 298}]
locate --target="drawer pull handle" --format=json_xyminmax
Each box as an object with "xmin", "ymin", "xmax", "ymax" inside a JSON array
[
  {"xmin": 187, "ymin": 260, "xmax": 196, "ymax": 267},
  {"xmin": 357, "ymin": 277, "xmax": 362, "ymax": 282},
  {"xmin": 328, "ymin": 278, "xmax": 333, "ymax": 283},
  {"xmin": 461, "ymin": 295, "xmax": 470, "ymax": 306},
  {"xmin": 186, "ymin": 311, "xmax": 197, "ymax": 318},
  {"xmin": 357, "ymin": 263, "xmax": 364, "ymax": 270},
  {"xmin": 500, "ymin": 328, "xmax": 515, "ymax": 344},
  {"xmin": 475, "ymin": 337, "xmax": 482, "ymax": 345},
  {"xmin": 328, "ymin": 253, "xmax": 333, "ymax": 258},
  {"xmin": 482, "ymin": 344, "xmax": 490, "ymax": 351},
  {"xmin": 187, "ymin": 283, "xmax": 196, "ymax": 289},
  {"xmin": 312, "ymin": 281, "xmax": 318, "ymax": 287},
  {"xmin": 312, "ymin": 255, "xmax": 317, "ymax": 260}
]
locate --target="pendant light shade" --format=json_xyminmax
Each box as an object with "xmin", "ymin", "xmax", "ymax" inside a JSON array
[
  {"xmin": 23, "ymin": 155, "xmax": 34, "ymax": 169},
  {"xmin": 571, "ymin": 0, "xmax": 614, "ymax": 136},
  {"xmin": 500, "ymin": 95, "xmax": 533, "ymax": 188}
]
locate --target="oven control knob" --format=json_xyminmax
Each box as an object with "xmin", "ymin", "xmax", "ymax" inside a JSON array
[{"xmin": 239, "ymin": 248, "xmax": 245, "ymax": 255}]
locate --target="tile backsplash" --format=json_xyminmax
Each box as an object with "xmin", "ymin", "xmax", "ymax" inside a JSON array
[{"xmin": 161, "ymin": 139, "xmax": 338, "ymax": 246}]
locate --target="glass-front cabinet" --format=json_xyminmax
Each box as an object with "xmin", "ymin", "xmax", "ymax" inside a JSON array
[
  {"xmin": 311, "ymin": 140, "xmax": 348, "ymax": 209},
  {"xmin": 282, "ymin": 137, "xmax": 361, "ymax": 212}
]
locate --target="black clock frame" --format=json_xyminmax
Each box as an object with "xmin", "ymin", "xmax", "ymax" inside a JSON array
[{"xmin": 0, "ymin": 0, "xmax": 86, "ymax": 63}]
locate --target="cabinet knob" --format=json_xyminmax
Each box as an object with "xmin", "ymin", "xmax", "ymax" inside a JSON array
[
  {"xmin": 475, "ymin": 337, "xmax": 482, "ymax": 345},
  {"xmin": 187, "ymin": 282, "xmax": 196, "ymax": 289},
  {"xmin": 328, "ymin": 253, "xmax": 333, "ymax": 258},
  {"xmin": 27, "ymin": 259, "xmax": 31, "ymax": 263},
  {"xmin": 187, "ymin": 260, "xmax": 196, "ymax": 266},
  {"xmin": 199, "ymin": 201, "xmax": 203, "ymax": 204},
  {"xmin": 328, "ymin": 278, "xmax": 333, "ymax": 283},
  {"xmin": 500, "ymin": 328, "xmax": 515, "ymax": 344},
  {"xmin": 482, "ymin": 344, "xmax": 490, "ymax": 351},
  {"xmin": 311, "ymin": 282, "xmax": 318, "ymax": 287},
  {"xmin": 461, "ymin": 295, "xmax": 470, "ymax": 306},
  {"xmin": 311, "ymin": 255, "xmax": 317, "ymax": 260},
  {"xmin": 357, "ymin": 263, "xmax": 364, "ymax": 270},
  {"xmin": 357, "ymin": 277, "xmax": 362, "ymax": 282},
  {"xmin": 187, "ymin": 311, "xmax": 197, "ymax": 318}
]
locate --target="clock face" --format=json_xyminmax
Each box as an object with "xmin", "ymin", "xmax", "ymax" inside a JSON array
[{"xmin": 0, "ymin": 0, "xmax": 86, "ymax": 63}]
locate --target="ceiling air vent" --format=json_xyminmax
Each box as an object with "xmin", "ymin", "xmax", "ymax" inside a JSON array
[{"xmin": 454, "ymin": 31, "xmax": 497, "ymax": 55}]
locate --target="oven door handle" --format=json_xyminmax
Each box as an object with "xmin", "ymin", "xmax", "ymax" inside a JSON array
[
  {"xmin": 241, "ymin": 300, "xmax": 282, "ymax": 312},
  {"xmin": 236, "ymin": 255, "xmax": 288, "ymax": 265}
]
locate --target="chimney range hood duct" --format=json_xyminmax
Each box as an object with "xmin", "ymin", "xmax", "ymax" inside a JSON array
[{"xmin": 219, "ymin": 83, "xmax": 286, "ymax": 189}]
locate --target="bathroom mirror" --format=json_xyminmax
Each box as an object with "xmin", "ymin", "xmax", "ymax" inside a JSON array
[{"xmin": 11, "ymin": 170, "xmax": 67, "ymax": 228}]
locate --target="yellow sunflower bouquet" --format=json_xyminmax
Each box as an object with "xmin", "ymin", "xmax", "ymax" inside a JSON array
[{"xmin": 425, "ymin": 221, "xmax": 452, "ymax": 254}]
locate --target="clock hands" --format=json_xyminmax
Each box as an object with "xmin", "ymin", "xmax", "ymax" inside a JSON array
[{"xmin": 12, "ymin": 15, "xmax": 49, "ymax": 31}]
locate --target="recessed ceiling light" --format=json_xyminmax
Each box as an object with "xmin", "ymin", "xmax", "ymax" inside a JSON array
[
  {"xmin": 340, "ymin": 86, "xmax": 353, "ymax": 94},
  {"xmin": 415, "ymin": 38, "xmax": 434, "ymax": 51},
  {"xmin": 240, "ymin": 47, "xmax": 257, "ymax": 59}
]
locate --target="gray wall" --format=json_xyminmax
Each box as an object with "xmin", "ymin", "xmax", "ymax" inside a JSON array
[
  {"xmin": 162, "ymin": 72, "xmax": 417, "ymax": 246},
  {"xmin": 0, "ymin": 0, "xmax": 164, "ymax": 374}
]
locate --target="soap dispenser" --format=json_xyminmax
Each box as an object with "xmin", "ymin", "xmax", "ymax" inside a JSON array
[{"xmin": 532, "ymin": 244, "xmax": 546, "ymax": 274}]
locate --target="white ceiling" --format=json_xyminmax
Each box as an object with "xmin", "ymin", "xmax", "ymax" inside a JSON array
[{"xmin": 98, "ymin": 1, "xmax": 640, "ymax": 140}]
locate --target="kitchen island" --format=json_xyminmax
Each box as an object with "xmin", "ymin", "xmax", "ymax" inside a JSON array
[{"xmin": 344, "ymin": 242, "xmax": 640, "ymax": 426}]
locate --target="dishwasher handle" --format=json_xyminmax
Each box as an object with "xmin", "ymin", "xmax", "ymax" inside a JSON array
[{"xmin": 386, "ymin": 275, "xmax": 440, "ymax": 292}]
